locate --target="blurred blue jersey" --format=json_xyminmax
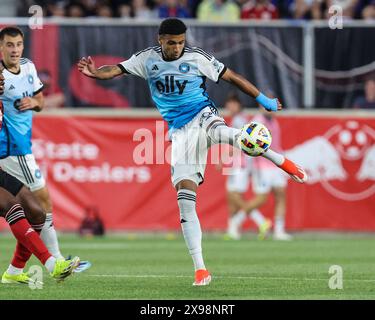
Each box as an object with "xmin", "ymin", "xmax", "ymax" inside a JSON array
[{"xmin": 0, "ymin": 58, "xmax": 43, "ymax": 157}]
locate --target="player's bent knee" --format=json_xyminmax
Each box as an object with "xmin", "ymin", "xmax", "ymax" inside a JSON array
[
  {"xmin": 32, "ymin": 187, "xmax": 53, "ymax": 212},
  {"xmin": 0, "ymin": 199, "xmax": 21, "ymax": 218},
  {"xmin": 24, "ymin": 198, "xmax": 46, "ymax": 225},
  {"xmin": 27, "ymin": 206, "xmax": 46, "ymax": 225},
  {"xmin": 16, "ymin": 187, "xmax": 46, "ymax": 224},
  {"xmin": 175, "ymin": 179, "xmax": 198, "ymax": 192}
]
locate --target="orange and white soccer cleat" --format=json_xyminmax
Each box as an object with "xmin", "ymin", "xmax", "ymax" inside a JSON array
[
  {"xmin": 193, "ymin": 269, "xmax": 211, "ymax": 286},
  {"xmin": 279, "ymin": 158, "xmax": 308, "ymax": 183}
]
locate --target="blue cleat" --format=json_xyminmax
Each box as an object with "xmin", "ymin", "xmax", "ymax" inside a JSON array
[
  {"xmin": 66, "ymin": 255, "xmax": 92, "ymax": 273},
  {"xmin": 74, "ymin": 261, "xmax": 92, "ymax": 273}
]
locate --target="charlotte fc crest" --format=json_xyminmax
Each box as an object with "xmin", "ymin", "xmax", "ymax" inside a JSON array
[{"xmin": 179, "ymin": 63, "xmax": 190, "ymax": 73}]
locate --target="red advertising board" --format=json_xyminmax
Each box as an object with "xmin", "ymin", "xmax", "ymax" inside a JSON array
[{"xmin": 1, "ymin": 114, "xmax": 374, "ymax": 232}]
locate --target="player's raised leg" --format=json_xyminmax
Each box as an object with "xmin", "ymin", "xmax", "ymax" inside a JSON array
[
  {"xmin": 262, "ymin": 149, "xmax": 308, "ymax": 183},
  {"xmin": 206, "ymin": 118, "xmax": 242, "ymax": 147},
  {"xmin": 207, "ymin": 120, "xmax": 308, "ymax": 184}
]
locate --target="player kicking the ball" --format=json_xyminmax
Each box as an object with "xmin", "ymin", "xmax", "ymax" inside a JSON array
[{"xmin": 78, "ymin": 18, "xmax": 307, "ymax": 286}]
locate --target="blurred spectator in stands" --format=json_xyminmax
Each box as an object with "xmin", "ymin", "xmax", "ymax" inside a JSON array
[
  {"xmin": 118, "ymin": 3, "xmax": 133, "ymax": 17},
  {"xmin": 17, "ymin": 0, "xmax": 37, "ymax": 16},
  {"xmin": 353, "ymin": 73, "xmax": 375, "ymax": 109},
  {"xmin": 187, "ymin": 0, "xmax": 202, "ymax": 17},
  {"xmin": 46, "ymin": 0, "xmax": 67, "ymax": 17},
  {"xmin": 67, "ymin": 2, "xmax": 86, "ymax": 17},
  {"xmin": 241, "ymin": 0, "xmax": 279, "ymax": 19},
  {"xmin": 269, "ymin": 0, "xmax": 295, "ymax": 18},
  {"xmin": 117, "ymin": 0, "xmax": 157, "ymax": 19},
  {"xmin": 291, "ymin": 0, "xmax": 323, "ymax": 19},
  {"xmin": 79, "ymin": 206, "xmax": 105, "ymax": 237},
  {"xmin": 361, "ymin": 0, "xmax": 375, "ymax": 18},
  {"xmin": 133, "ymin": 0, "xmax": 158, "ymax": 19},
  {"xmin": 80, "ymin": 0, "xmax": 100, "ymax": 16},
  {"xmin": 158, "ymin": 0, "xmax": 191, "ymax": 18},
  {"xmin": 197, "ymin": 0, "xmax": 240, "ymax": 21},
  {"xmin": 96, "ymin": 3, "xmax": 114, "ymax": 17},
  {"xmin": 39, "ymin": 70, "xmax": 66, "ymax": 109}
]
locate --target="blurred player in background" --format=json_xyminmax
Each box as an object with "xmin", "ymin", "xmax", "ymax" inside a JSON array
[
  {"xmin": 79, "ymin": 206, "xmax": 105, "ymax": 237},
  {"xmin": 244, "ymin": 105, "xmax": 293, "ymax": 241},
  {"xmin": 78, "ymin": 18, "xmax": 307, "ymax": 286},
  {"xmin": 221, "ymin": 92, "xmax": 271, "ymax": 240},
  {"xmin": 0, "ymin": 26, "xmax": 91, "ymax": 273}
]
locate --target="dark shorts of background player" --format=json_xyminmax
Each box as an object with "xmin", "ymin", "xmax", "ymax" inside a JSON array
[{"xmin": 0, "ymin": 169, "xmax": 24, "ymax": 196}]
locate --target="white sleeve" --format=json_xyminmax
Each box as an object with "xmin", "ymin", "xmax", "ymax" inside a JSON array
[
  {"xmin": 197, "ymin": 50, "xmax": 226, "ymax": 83},
  {"xmin": 118, "ymin": 52, "xmax": 147, "ymax": 79},
  {"xmin": 30, "ymin": 63, "xmax": 44, "ymax": 94}
]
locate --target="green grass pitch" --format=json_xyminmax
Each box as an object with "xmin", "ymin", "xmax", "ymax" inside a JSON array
[{"xmin": 0, "ymin": 233, "xmax": 375, "ymax": 300}]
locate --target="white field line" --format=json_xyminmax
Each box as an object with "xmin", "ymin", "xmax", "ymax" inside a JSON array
[{"xmin": 87, "ymin": 274, "xmax": 375, "ymax": 283}]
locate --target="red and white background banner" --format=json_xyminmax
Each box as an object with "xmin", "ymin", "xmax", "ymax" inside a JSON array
[{"xmin": 1, "ymin": 113, "xmax": 374, "ymax": 232}]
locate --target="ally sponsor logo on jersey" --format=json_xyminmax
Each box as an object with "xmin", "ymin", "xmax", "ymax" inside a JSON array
[{"xmin": 155, "ymin": 75, "xmax": 187, "ymax": 95}]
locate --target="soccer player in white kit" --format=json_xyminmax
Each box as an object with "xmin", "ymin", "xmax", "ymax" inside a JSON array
[
  {"xmin": 78, "ymin": 18, "xmax": 307, "ymax": 286},
  {"xmin": 247, "ymin": 108, "xmax": 293, "ymax": 240},
  {"xmin": 0, "ymin": 26, "xmax": 91, "ymax": 275},
  {"xmin": 222, "ymin": 93, "xmax": 271, "ymax": 240}
]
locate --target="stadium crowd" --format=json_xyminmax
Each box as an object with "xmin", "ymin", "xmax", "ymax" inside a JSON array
[{"xmin": 17, "ymin": 0, "xmax": 375, "ymax": 20}]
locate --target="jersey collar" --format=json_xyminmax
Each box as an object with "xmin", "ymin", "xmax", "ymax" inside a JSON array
[{"xmin": 1, "ymin": 60, "xmax": 21, "ymax": 75}]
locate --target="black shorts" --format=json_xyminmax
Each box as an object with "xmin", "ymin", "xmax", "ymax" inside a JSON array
[{"xmin": 0, "ymin": 169, "xmax": 24, "ymax": 196}]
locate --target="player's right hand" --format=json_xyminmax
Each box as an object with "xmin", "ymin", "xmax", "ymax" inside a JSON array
[
  {"xmin": 77, "ymin": 56, "xmax": 97, "ymax": 78},
  {"xmin": 255, "ymin": 93, "xmax": 282, "ymax": 112},
  {"xmin": 262, "ymin": 97, "xmax": 281, "ymax": 112}
]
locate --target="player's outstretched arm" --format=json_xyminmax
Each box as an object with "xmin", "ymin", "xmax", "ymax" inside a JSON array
[
  {"xmin": 221, "ymin": 68, "xmax": 282, "ymax": 112},
  {"xmin": 77, "ymin": 56, "xmax": 123, "ymax": 80}
]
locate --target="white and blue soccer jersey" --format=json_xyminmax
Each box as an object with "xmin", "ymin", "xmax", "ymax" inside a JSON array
[
  {"xmin": 118, "ymin": 46, "xmax": 227, "ymax": 131},
  {"xmin": 0, "ymin": 58, "xmax": 43, "ymax": 157}
]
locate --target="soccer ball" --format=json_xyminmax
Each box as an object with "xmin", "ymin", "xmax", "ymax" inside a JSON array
[{"xmin": 237, "ymin": 121, "xmax": 272, "ymax": 157}]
